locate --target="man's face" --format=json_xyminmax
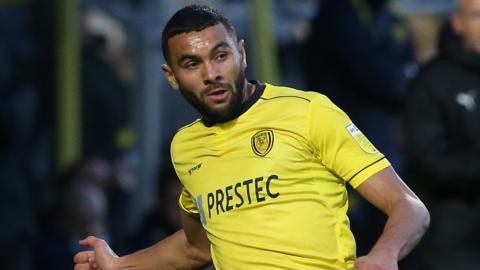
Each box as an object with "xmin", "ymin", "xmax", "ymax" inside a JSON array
[
  {"xmin": 452, "ymin": 0, "xmax": 480, "ymax": 54},
  {"xmin": 162, "ymin": 23, "xmax": 247, "ymax": 123}
]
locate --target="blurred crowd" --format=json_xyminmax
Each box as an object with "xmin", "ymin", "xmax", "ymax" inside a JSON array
[{"xmin": 0, "ymin": 0, "xmax": 478, "ymax": 270}]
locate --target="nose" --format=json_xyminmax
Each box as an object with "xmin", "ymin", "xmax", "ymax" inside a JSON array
[{"xmin": 202, "ymin": 61, "xmax": 222, "ymax": 84}]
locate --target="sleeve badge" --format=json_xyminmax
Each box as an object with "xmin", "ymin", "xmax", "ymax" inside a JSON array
[{"xmin": 345, "ymin": 123, "xmax": 378, "ymax": 154}]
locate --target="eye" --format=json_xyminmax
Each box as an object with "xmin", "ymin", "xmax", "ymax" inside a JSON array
[
  {"xmin": 215, "ymin": 52, "xmax": 228, "ymax": 61},
  {"xmin": 185, "ymin": 61, "xmax": 199, "ymax": 70}
]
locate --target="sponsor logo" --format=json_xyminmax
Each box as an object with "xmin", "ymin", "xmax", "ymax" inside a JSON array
[
  {"xmin": 251, "ymin": 129, "xmax": 274, "ymax": 157},
  {"xmin": 196, "ymin": 174, "xmax": 280, "ymax": 220}
]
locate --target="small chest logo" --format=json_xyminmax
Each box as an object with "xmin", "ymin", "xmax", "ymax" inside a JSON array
[
  {"xmin": 251, "ymin": 129, "xmax": 274, "ymax": 157},
  {"xmin": 188, "ymin": 163, "xmax": 202, "ymax": 175}
]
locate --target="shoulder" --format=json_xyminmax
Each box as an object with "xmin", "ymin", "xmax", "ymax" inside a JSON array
[
  {"xmin": 264, "ymin": 84, "xmax": 347, "ymax": 116},
  {"xmin": 261, "ymin": 84, "xmax": 349, "ymax": 129},
  {"xmin": 262, "ymin": 84, "xmax": 338, "ymax": 108},
  {"xmin": 261, "ymin": 84, "xmax": 314, "ymax": 102},
  {"xmin": 171, "ymin": 119, "xmax": 204, "ymax": 153}
]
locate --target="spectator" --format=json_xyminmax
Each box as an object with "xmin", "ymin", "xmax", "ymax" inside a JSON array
[
  {"xmin": 393, "ymin": 0, "xmax": 455, "ymax": 63},
  {"xmin": 303, "ymin": 0, "xmax": 417, "ymax": 171},
  {"xmin": 0, "ymin": 3, "xmax": 43, "ymax": 269},
  {"xmin": 80, "ymin": 7, "xmax": 141, "ymax": 253},
  {"xmin": 404, "ymin": 0, "xmax": 480, "ymax": 269},
  {"xmin": 80, "ymin": 7, "xmax": 132, "ymax": 161},
  {"xmin": 34, "ymin": 159, "xmax": 111, "ymax": 270}
]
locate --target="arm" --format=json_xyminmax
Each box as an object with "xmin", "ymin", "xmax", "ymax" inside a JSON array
[
  {"xmin": 353, "ymin": 166, "xmax": 430, "ymax": 270},
  {"xmin": 74, "ymin": 212, "xmax": 211, "ymax": 270}
]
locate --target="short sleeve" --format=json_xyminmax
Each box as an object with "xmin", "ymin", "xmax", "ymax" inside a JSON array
[
  {"xmin": 307, "ymin": 95, "xmax": 391, "ymax": 188},
  {"xmin": 178, "ymin": 188, "xmax": 200, "ymax": 218}
]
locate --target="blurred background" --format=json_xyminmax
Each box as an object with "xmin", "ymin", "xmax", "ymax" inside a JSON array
[{"xmin": 0, "ymin": 0, "xmax": 462, "ymax": 269}]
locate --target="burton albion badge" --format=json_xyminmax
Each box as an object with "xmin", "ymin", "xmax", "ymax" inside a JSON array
[{"xmin": 251, "ymin": 129, "xmax": 274, "ymax": 157}]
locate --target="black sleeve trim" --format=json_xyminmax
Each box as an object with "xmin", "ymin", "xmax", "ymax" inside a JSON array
[
  {"xmin": 346, "ymin": 157, "xmax": 386, "ymax": 183},
  {"xmin": 180, "ymin": 208, "xmax": 200, "ymax": 218}
]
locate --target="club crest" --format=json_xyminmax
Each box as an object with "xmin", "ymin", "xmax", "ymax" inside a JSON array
[{"xmin": 251, "ymin": 129, "xmax": 274, "ymax": 157}]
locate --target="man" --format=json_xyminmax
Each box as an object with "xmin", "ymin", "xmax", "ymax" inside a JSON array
[
  {"xmin": 404, "ymin": 0, "xmax": 480, "ymax": 269},
  {"xmin": 74, "ymin": 5, "xmax": 429, "ymax": 270}
]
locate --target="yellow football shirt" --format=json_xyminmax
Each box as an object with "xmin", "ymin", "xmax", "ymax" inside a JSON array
[{"xmin": 171, "ymin": 82, "xmax": 390, "ymax": 270}]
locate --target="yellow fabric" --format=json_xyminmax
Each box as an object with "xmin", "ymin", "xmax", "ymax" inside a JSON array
[{"xmin": 171, "ymin": 83, "xmax": 390, "ymax": 270}]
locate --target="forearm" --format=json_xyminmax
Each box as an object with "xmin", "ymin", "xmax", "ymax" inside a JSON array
[
  {"xmin": 115, "ymin": 230, "xmax": 211, "ymax": 270},
  {"xmin": 369, "ymin": 196, "xmax": 430, "ymax": 260}
]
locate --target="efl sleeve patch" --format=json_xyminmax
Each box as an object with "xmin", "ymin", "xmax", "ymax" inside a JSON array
[{"xmin": 345, "ymin": 123, "xmax": 379, "ymax": 154}]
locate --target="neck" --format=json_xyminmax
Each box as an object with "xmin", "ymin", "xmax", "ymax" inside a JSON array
[{"xmin": 242, "ymin": 81, "xmax": 256, "ymax": 104}]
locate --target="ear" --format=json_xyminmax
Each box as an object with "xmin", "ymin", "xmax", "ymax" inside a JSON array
[
  {"xmin": 162, "ymin": 64, "xmax": 179, "ymax": 90},
  {"xmin": 238, "ymin": 39, "xmax": 247, "ymax": 68}
]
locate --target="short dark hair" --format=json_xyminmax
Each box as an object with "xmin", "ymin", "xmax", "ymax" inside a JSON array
[{"xmin": 161, "ymin": 5, "xmax": 237, "ymax": 64}]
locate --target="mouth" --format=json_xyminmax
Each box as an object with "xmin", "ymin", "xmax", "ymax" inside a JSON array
[{"xmin": 206, "ymin": 88, "xmax": 230, "ymax": 103}]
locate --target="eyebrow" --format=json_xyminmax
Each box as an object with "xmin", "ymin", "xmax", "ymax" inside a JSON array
[
  {"xmin": 211, "ymin": 41, "xmax": 232, "ymax": 52},
  {"xmin": 177, "ymin": 41, "xmax": 233, "ymax": 65}
]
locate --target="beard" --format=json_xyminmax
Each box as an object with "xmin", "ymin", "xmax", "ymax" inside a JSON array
[{"xmin": 178, "ymin": 68, "xmax": 246, "ymax": 124}]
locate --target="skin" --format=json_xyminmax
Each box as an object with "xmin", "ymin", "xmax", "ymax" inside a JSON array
[
  {"xmin": 74, "ymin": 213, "xmax": 211, "ymax": 270},
  {"xmin": 452, "ymin": 0, "xmax": 480, "ymax": 54},
  {"xmin": 162, "ymin": 23, "xmax": 255, "ymax": 124},
  {"xmin": 354, "ymin": 167, "xmax": 430, "ymax": 270},
  {"xmin": 73, "ymin": 23, "xmax": 430, "ymax": 270}
]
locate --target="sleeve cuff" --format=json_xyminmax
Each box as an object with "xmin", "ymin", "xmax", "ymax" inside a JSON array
[{"xmin": 348, "ymin": 158, "xmax": 391, "ymax": 188}]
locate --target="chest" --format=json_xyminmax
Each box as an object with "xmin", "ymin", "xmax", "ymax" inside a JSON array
[
  {"xmin": 174, "ymin": 117, "xmax": 330, "ymax": 222},
  {"xmin": 180, "ymin": 123, "xmax": 312, "ymax": 189}
]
